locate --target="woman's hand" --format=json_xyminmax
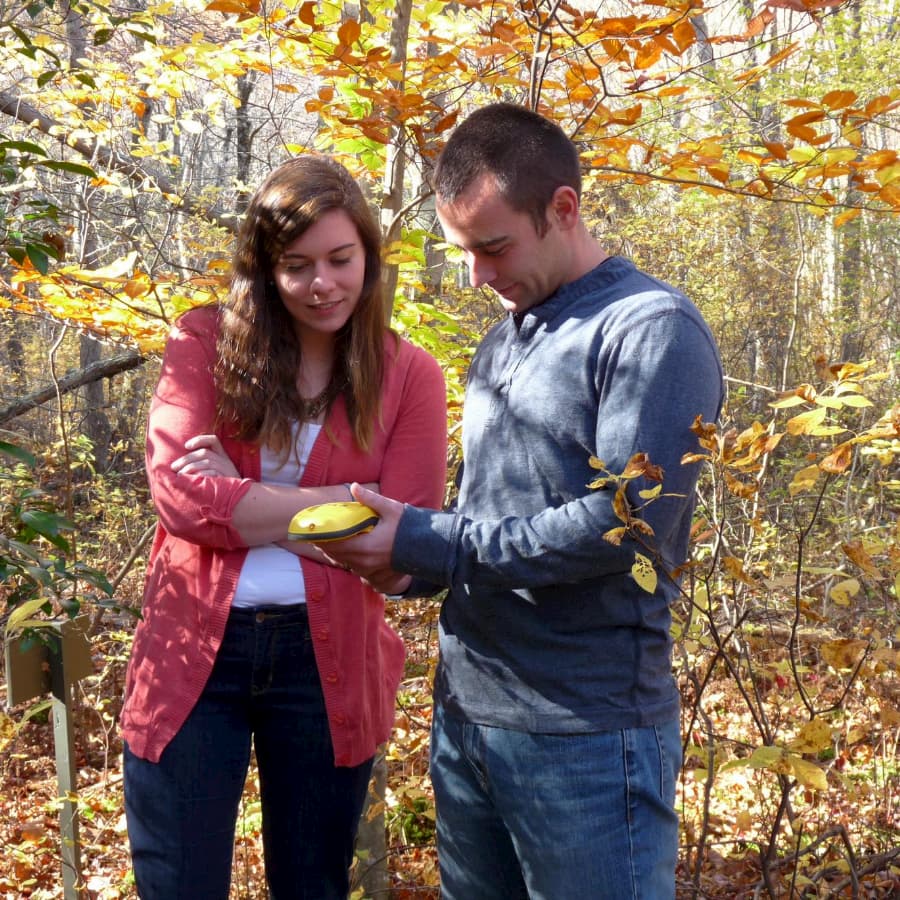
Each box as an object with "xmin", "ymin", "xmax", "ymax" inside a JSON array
[
  {"xmin": 172, "ymin": 434, "xmax": 240, "ymax": 478},
  {"xmin": 275, "ymin": 540, "xmax": 334, "ymax": 565}
]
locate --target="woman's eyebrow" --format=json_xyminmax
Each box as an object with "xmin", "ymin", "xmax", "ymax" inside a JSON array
[{"xmin": 280, "ymin": 241, "xmax": 358, "ymax": 259}]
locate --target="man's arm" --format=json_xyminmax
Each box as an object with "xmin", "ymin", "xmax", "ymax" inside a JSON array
[{"xmin": 330, "ymin": 306, "xmax": 723, "ymax": 595}]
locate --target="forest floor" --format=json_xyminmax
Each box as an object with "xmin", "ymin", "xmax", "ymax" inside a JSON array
[{"xmin": 1, "ymin": 597, "xmax": 897, "ymax": 900}]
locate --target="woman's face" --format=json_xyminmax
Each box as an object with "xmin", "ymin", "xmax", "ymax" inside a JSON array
[{"xmin": 272, "ymin": 208, "xmax": 367, "ymax": 344}]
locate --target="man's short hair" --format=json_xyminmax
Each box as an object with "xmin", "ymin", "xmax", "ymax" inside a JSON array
[{"xmin": 433, "ymin": 103, "xmax": 582, "ymax": 235}]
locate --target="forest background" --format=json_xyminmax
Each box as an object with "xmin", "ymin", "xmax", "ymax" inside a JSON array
[{"xmin": 0, "ymin": 0, "xmax": 897, "ymax": 897}]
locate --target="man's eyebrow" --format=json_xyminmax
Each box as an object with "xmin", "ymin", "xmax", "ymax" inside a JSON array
[{"xmin": 467, "ymin": 236, "xmax": 508, "ymax": 251}]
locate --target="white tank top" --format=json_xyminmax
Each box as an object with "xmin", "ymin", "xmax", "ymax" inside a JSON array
[{"xmin": 231, "ymin": 422, "xmax": 321, "ymax": 608}]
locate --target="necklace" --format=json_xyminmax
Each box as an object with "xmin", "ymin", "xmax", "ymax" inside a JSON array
[{"xmin": 299, "ymin": 378, "xmax": 345, "ymax": 421}]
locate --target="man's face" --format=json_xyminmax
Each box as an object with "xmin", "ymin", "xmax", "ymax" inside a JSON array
[{"xmin": 436, "ymin": 173, "xmax": 566, "ymax": 315}]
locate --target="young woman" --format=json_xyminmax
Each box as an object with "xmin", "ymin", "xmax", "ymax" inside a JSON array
[{"xmin": 121, "ymin": 155, "xmax": 448, "ymax": 899}]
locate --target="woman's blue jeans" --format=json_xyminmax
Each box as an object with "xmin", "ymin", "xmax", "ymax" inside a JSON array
[
  {"xmin": 124, "ymin": 605, "xmax": 373, "ymax": 900},
  {"xmin": 430, "ymin": 703, "xmax": 681, "ymax": 899}
]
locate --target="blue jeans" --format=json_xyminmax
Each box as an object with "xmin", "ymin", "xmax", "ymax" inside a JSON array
[
  {"xmin": 124, "ymin": 605, "xmax": 373, "ymax": 900},
  {"xmin": 430, "ymin": 703, "xmax": 681, "ymax": 900}
]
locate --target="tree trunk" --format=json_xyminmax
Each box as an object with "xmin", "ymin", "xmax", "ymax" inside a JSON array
[
  {"xmin": 355, "ymin": 749, "xmax": 389, "ymax": 897},
  {"xmin": 837, "ymin": 0, "xmax": 864, "ymax": 364},
  {"xmin": 235, "ymin": 71, "xmax": 257, "ymax": 214},
  {"xmin": 63, "ymin": 1, "xmax": 112, "ymax": 470},
  {"xmin": 379, "ymin": 0, "xmax": 413, "ymax": 323}
]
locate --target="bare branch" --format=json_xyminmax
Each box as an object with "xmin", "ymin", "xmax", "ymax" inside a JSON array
[{"xmin": 0, "ymin": 351, "xmax": 145, "ymax": 424}]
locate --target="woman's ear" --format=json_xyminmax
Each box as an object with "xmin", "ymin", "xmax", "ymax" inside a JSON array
[{"xmin": 549, "ymin": 185, "xmax": 580, "ymax": 231}]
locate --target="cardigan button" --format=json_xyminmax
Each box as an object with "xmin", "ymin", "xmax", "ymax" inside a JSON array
[
  {"xmin": 325, "ymin": 673, "xmax": 339, "ymax": 684},
  {"xmin": 317, "ymin": 630, "xmax": 329, "ymax": 641},
  {"xmin": 334, "ymin": 714, "xmax": 346, "ymax": 725},
  {"xmin": 308, "ymin": 589, "xmax": 322, "ymax": 601}
]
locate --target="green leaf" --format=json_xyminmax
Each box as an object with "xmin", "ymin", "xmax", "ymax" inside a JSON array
[
  {"xmin": 25, "ymin": 243, "xmax": 50, "ymax": 274},
  {"xmin": 0, "ymin": 139, "xmax": 48, "ymax": 156},
  {"xmin": 74, "ymin": 72, "xmax": 97, "ymax": 89},
  {"xmin": 22, "ymin": 700, "xmax": 53, "ymax": 722},
  {"xmin": 4, "ymin": 538, "xmax": 43, "ymax": 562},
  {"xmin": 32, "ymin": 159, "xmax": 97, "ymax": 178},
  {"xmin": 71, "ymin": 562, "xmax": 114, "ymax": 595},
  {"xmin": 24, "ymin": 565, "xmax": 53, "ymax": 585},
  {"xmin": 127, "ymin": 27, "xmax": 158, "ymax": 45},
  {"xmin": 20, "ymin": 509, "xmax": 75, "ymax": 540},
  {"xmin": 0, "ymin": 440, "xmax": 36, "ymax": 467}
]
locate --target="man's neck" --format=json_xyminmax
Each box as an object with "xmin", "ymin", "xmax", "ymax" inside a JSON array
[{"xmin": 570, "ymin": 229, "xmax": 609, "ymax": 283}]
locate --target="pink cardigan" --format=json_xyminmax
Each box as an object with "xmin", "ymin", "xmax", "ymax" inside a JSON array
[{"xmin": 121, "ymin": 306, "xmax": 447, "ymax": 766}]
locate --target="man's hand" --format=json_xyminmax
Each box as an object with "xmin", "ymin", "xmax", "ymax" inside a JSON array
[{"xmin": 319, "ymin": 484, "xmax": 412, "ymax": 595}]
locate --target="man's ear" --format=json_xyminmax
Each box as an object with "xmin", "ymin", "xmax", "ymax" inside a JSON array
[{"xmin": 549, "ymin": 185, "xmax": 580, "ymax": 231}]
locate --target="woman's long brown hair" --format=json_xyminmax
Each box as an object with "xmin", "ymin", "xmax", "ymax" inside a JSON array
[{"xmin": 215, "ymin": 155, "xmax": 389, "ymax": 454}]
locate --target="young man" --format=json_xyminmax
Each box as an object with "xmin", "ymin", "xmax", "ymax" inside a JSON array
[{"xmin": 325, "ymin": 103, "xmax": 724, "ymax": 899}]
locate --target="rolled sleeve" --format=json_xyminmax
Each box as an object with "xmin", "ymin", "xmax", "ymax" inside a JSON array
[{"xmin": 144, "ymin": 308, "xmax": 254, "ymax": 549}]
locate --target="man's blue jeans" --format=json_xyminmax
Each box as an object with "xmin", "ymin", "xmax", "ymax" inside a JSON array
[
  {"xmin": 124, "ymin": 605, "xmax": 373, "ymax": 900},
  {"xmin": 430, "ymin": 703, "xmax": 681, "ymax": 899}
]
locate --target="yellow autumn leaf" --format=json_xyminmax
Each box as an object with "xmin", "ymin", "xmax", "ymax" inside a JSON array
[
  {"xmin": 337, "ymin": 18, "xmax": 361, "ymax": 46},
  {"xmin": 6, "ymin": 596, "xmax": 50, "ymax": 633},
  {"xmin": 789, "ymin": 756, "xmax": 829, "ymax": 791},
  {"xmin": 746, "ymin": 745, "xmax": 793, "ymax": 775},
  {"xmin": 820, "ymin": 639, "xmax": 868, "ymax": 671},
  {"xmin": 0, "ymin": 711, "xmax": 17, "ymax": 753},
  {"xmin": 875, "ymin": 163, "xmax": 900, "ymax": 187},
  {"xmin": 725, "ymin": 471, "xmax": 758, "ymax": 499},
  {"xmin": 786, "ymin": 406, "xmax": 827, "ymax": 435},
  {"xmin": 829, "ymin": 577, "xmax": 860, "ymax": 606},
  {"xmin": 788, "ymin": 719, "xmax": 833, "ymax": 754},
  {"xmin": 612, "ymin": 487, "xmax": 630, "ymax": 523},
  {"xmin": 834, "ymin": 208, "xmax": 861, "ymax": 228},
  {"xmin": 205, "ymin": 0, "xmax": 259, "ymax": 14},
  {"xmin": 821, "ymin": 148, "xmax": 858, "ymax": 165},
  {"xmin": 822, "ymin": 90, "xmax": 857, "ymax": 110},
  {"xmin": 820, "ymin": 442, "xmax": 853, "ymax": 474},
  {"xmin": 64, "ymin": 252, "xmax": 138, "ymax": 282},
  {"xmin": 788, "ymin": 466, "xmax": 821, "ymax": 497},
  {"xmin": 769, "ymin": 394, "xmax": 807, "ymax": 409},
  {"xmin": 841, "ymin": 540, "xmax": 881, "ymax": 578},
  {"xmin": 632, "ymin": 553, "xmax": 658, "ymax": 594},
  {"xmin": 837, "ymin": 394, "xmax": 873, "ymax": 408},
  {"xmin": 722, "ymin": 555, "xmax": 758, "ymax": 586}
]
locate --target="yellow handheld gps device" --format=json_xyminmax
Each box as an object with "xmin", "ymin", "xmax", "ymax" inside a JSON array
[{"xmin": 287, "ymin": 501, "xmax": 380, "ymax": 542}]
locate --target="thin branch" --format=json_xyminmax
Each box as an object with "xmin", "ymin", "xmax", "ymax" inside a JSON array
[{"xmin": 0, "ymin": 351, "xmax": 145, "ymax": 425}]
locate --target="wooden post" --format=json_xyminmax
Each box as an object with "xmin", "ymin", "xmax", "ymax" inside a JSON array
[{"xmin": 5, "ymin": 617, "xmax": 93, "ymax": 900}]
